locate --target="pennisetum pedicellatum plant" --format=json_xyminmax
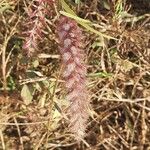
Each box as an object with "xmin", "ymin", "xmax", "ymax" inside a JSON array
[
  {"xmin": 23, "ymin": 0, "xmax": 90, "ymax": 140},
  {"xmin": 57, "ymin": 16, "xmax": 90, "ymax": 140},
  {"xmin": 23, "ymin": 0, "xmax": 54, "ymax": 56}
]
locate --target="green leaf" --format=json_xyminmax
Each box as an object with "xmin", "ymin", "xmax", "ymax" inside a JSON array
[
  {"xmin": 88, "ymin": 72, "xmax": 112, "ymax": 78},
  {"xmin": 60, "ymin": 0, "xmax": 117, "ymax": 40},
  {"xmin": 75, "ymin": 0, "xmax": 80, "ymax": 4},
  {"xmin": 60, "ymin": 11, "xmax": 91, "ymax": 23},
  {"xmin": 60, "ymin": 0, "xmax": 76, "ymax": 15},
  {"xmin": 7, "ymin": 76, "xmax": 16, "ymax": 90},
  {"xmin": 80, "ymin": 21, "xmax": 116, "ymax": 39},
  {"xmin": 103, "ymin": 1, "xmax": 110, "ymax": 10},
  {"xmin": 21, "ymin": 84, "xmax": 33, "ymax": 105}
]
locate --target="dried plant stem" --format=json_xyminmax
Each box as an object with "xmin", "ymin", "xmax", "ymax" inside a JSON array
[
  {"xmin": 2, "ymin": 38, "xmax": 7, "ymax": 92},
  {"xmin": 0, "ymin": 130, "xmax": 5, "ymax": 150},
  {"xmin": 1, "ymin": 20, "xmax": 18, "ymax": 92}
]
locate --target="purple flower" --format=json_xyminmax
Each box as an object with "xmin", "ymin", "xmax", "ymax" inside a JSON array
[
  {"xmin": 23, "ymin": 0, "xmax": 54, "ymax": 56},
  {"xmin": 57, "ymin": 16, "xmax": 90, "ymax": 140}
]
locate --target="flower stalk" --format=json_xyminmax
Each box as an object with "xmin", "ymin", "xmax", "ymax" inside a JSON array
[
  {"xmin": 57, "ymin": 16, "xmax": 90, "ymax": 140},
  {"xmin": 23, "ymin": 0, "xmax": 54, "ymax": 56}
]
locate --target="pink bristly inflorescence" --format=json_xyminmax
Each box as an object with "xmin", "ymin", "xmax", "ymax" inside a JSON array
[
  {"xmin": 57, "ymin": 16, "xmax": 90, "ymax": 140},
  {"xmin": 23, "ymin": 0, "xmax": 54, "ymax": 56}
]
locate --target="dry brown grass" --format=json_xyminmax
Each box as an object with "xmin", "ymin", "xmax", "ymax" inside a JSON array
[{"xmin": 0, "ymin": 0, "xmax": 150, "ymax": 149}]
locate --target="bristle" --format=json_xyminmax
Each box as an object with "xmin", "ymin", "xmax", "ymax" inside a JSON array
[
  {"xmin": 23, "ymin": 0, "xmax": 54, "ymax": 57},
  {"xmin": 57, "ymin": 16, "xmax": 90, "ymax": 140}
]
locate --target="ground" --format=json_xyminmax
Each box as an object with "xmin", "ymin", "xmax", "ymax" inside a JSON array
[{"xmin": 0, "ymin": 0, "xmax": 150, "ymax": 149}]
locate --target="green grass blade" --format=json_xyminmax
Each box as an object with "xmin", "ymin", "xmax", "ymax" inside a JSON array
[
  {"xmin": 60, "ymin": 11, "xmax": 91, "ymax": 23},
  {"xmin": 60, "ymin": 0, "xmax": 117, "ymax": 40}
]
